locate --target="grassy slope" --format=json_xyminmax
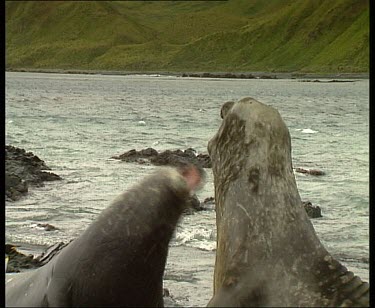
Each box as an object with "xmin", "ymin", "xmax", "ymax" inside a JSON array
[{"xmin": 5, "ymin": 0, "xmax": 369, "ymax": 73}]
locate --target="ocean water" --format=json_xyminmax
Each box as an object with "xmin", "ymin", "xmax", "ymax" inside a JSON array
[{"xmin": 5, "ymin": 72, "xmax": 369, "ymax": 306}]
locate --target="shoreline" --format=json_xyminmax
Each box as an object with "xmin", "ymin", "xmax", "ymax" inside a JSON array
[{"xmin": 5, "ymin": 68, "xmax": 369, "ymax": 80}]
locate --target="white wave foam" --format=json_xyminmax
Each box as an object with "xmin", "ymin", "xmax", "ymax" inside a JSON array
[
  {"xmin": 174, "ymin": 227, "xmax": 216, "ymax": 251},
  {"xmin": 301, "ymin": 128, "xmax": 318, "ymax": 134}
]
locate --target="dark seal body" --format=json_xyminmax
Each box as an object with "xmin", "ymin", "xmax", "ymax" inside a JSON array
[
  {"xmin": 207, "ymin": 97, "xmax": 369, "ymax": 307},
  {"xmin": 6, "ymin": 167, "xmax": 199, "ymax": 307}
]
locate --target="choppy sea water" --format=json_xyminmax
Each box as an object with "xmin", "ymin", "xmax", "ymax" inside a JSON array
[{"xmin": 5, "ymin": 72, "xmax": 369, "ymax": 306}]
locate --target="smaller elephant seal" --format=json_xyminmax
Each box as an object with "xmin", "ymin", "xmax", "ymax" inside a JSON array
[
  {"xmin": 207, "ymin": 97, "xmax": 369, "ymax": 307},
  {"xmin": 6, "ymin": 165, "xmax": 203, "ymax": 307}
]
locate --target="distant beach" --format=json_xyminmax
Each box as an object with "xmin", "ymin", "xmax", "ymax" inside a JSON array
[{"xmin": 5, "ymin": 68, "xmax": 369, "ymax": 80}]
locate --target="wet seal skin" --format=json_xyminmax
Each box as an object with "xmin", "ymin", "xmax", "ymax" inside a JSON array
[
  {"xmin": 207, "ymin": 97, "xmax": 369, "ymax": 307},
  {"xmin": 6, "ymin": 166, "xmax": 203, "ymax": 307}
]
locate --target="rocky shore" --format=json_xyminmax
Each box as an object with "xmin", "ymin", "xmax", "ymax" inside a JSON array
[
  {"xmin": 111, "ymin": 147, "xmax": 211, "ymax": 168},
  {"xmin": 6, "ymin": 145, "xmax": 323, "ymax": 272},
  {"xmin": 6, "ymin": 68, "xmax": 369, "ymax": 80},
  {"xmin": 112, "ymin": 147, "xmax": 326, "ymax": 177},
  {"xmin": 5, "ymin": 145, "xmax": 62, "ymax": 201},
  {"xmin": 5, "ymin": 195, "xmax": 322, "ymax": 273}
]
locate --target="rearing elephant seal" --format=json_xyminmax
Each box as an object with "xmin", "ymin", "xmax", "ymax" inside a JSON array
[
  {"xmin": 207, "ymin": 97, "xmax": 369, "ymax": 307},
  {"xmin": 6, "ymin": 166, "xmax": 203, "ymax": 307}
]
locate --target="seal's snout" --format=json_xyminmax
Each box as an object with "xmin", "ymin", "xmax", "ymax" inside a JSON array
[{"xmin": 178, "ymin": 164, "xmax": 205, "ymax": 193}]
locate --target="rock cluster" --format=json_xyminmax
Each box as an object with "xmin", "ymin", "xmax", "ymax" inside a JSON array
[
  {"xmin": 180, "ymin": 72, "xmax": 277, "ymax": 79},
  {"xmin": 5, "ymin": 244, "xmax": 41, "ymax": 273},
  {"xmin": 5, "ymin": 145, "xmax": 62, "ymax": 201},
  {"xmin": 112, "ymin": 147, "xmax": 211, "ymax": 168},
  {"xmin": 5, "ymin": 194, "xmax": 321, "ymax": 274},
  {"xmin": 5, "ymin": 241, "xmax": 71, "ymax": 273},
  {"xmin": 303, "ymin": 201, "xmax": 323, "ymax": 218},
  {"xmin": 113, "ymin": 149, "xmax": 325, "ymax": 178}
]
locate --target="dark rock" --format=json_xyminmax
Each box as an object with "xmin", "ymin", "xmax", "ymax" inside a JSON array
[
  {"xmin": 183, "ymin": 194, "xmax": 206, "ymax": 215},
  {"xmin": 195, "ymin": 196, "xmax": 322, "ymax": 218},
  {"xmin": 5, "ymin": 241, "xmax": 71, "ymax": 273},
  {"xmin": 6, "ymin": 145, "xmax": 62, "ymax": 201},
  {"xmin": 185, "ymin": 196, "xmax": 217, "ymax": 214},
  {"xmin": 299, "ymin": 79, "xmax": 322, "ymax": 82},
  {"xmin": 196, "ymin": 153, "xmax": 211, "ymax": 168},
  {"xmin": 299, "ymin": 79, "xmax": 357, "ymax": 83},
  {"xmin": 186, "ymin": 194, "xmax": 201, "ymax": 210},
  {"xmin": 295, "ymin": 167, "xmax": 325, "ymax": 176},
  {"xmin": 303, "ymin": 201, "xmax": 323, "ymax": 218},
  {"xmin": 202, "ymin": 72, "xmax": 213, "ymax": 78},
  {"xmin": 328, "ymin": 79, "xmax": 357, "ymax": 83},
  {"xmin": 112, "ymin": 147, "xmax": 212, "ymax": 168},
  {"xmin": 162, "ymin": 288, "xmax": 182, "ymax": 307},
  {"xmin": 5, "ymin": 174, "xmax": 28, "ymax": 201},
  {"xmin": 139, "ymin": 147, "xmax": 158, "ymax": 157},
  {"xmin": 162, "ymin": 288, "xmax": 170, "ymax": 297},
  {"xmin": 259, "ymin": 74, "xmax": 277, "ymax": 79},
  {"xmin": 203, "ymin": 197, "xmax": 215, "ymax": 203},
  {"xmin": 39, "ymin": 171, "xmax": 63, "ymax": 181},
  {"xmin": 180, "ymin": 73, "xmax": 255, "ymax": 79},
  {"xmin": 151, "ymin": 150, "xmax": 188, "ymax": 167},
  {"xmin": 201, "ymin": 197, "xmax": 216, "ymax": 210},
  {"xmin": 5, "ymin": 244, "xmax": 41, "ymax": 273},
  {"xmin": 36, "ymin": 223, "xmax": 59, "ymax": 231}
]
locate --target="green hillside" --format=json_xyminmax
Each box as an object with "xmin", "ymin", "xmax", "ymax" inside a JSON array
[{"xmin": 5, "ymin": 0, "xmax": 369, "ymax": 73}]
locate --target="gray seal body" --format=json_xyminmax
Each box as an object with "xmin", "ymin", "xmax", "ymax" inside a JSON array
[
  {"xmin": 6, "ymin": 168, "xmax": 195, "ymax": 307},
  {"xmin": 207, "ymin": 97, "xmax": 369, "ymax": 307}
]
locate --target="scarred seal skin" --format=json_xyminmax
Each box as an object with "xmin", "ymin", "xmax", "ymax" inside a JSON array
[
  {"xmin": 6, "ymin": 166, "xmax": 202, "ymax": 307},
  {"xmin": 207, "ymin": 97, "xmax": 369, "ymax": 307}
]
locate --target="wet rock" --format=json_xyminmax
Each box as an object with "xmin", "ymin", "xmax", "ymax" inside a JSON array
[
  {"xmin": 194, "ymin": 196, "xmax": 322, "ymax": 218},
  {"xmin": 6, "ymin": 145, "xmax": 62, "ymax": 201},
  {"xmin": 36, "ymin": 223, "xmax": 59, "ymax": 231},
  {"xmin": 162, "ymin": 288, "xmax": 170, "ymax": 297},
  {"xmin": 196, "ymin": 153, "xmax": 211, "ymax": 168},
  {"xmin": 184, "ymin": 194, "xmax": 205, "ymax": 215},
  {"xmin": 258, "ymin": 74, "xmax": 277, "ymax": 79},
  {"xmin": 39, "ymin": 172, "xmax": 62, "ymax": 181},
  {"xmin": 162, "ymin": 288, "xmax": 182, "ymax": 307},
  {"xmin": 112, "ymin": 147, "xmax": 212, "ymax": 168},
  {"xmin": 5, "ymin": 174, "xmax": 28, "ymax": 201},
  {"xmin": 5, "ymin": 241, "xmax": 71, "ymax": 273},
  {"xmin": 180, "ymin": 72, "xmax": 256, "ymax": 79},
  {"xmin": 303, "ymin": 201, "xmax": 323, "ymax": 218},
  {"xmin": 299, "ymin": 79, "xmax": 357, "ymax": 83},
  {"xmin": 295, "ymin": 167, "xmax": 325, "ymax": 176},
  {"xmin": 5, "ymin": 244, "xmax": 41, "ymax": 273},
  {"xmin": 186, "ymin": 194, "xmax": 201, "ymax": 210},
  {"xmin": 201, "ymin": 197, "xmax": 216, "ymax": 210}
]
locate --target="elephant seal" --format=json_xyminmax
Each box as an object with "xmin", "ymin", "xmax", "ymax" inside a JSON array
[
  {"xmin": 207, "ymin": 97, "xmax": 369, "ymax": 307},
  {"xmin": 6, "ymin": 166, "xmax": 203, "ymax": 307}
]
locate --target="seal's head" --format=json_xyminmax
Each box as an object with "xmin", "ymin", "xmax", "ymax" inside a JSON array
[{"xmin": 151, "ymin": 165, "xmax": 205, "ymax": 206}]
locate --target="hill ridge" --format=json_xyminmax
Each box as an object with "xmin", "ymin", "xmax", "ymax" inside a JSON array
[{"xmin": 6, "ymin": 0, "xmax": 369, "ymax": 73}]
